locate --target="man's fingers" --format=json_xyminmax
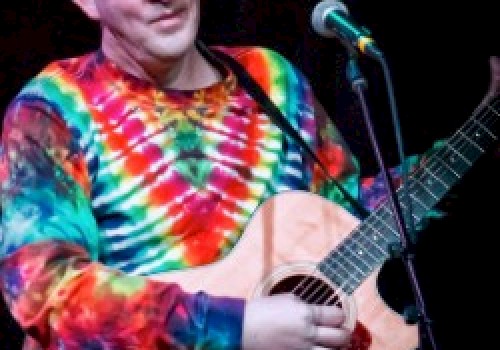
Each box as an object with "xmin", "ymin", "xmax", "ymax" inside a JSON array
[
  {"xmin": 314, "ymin": 325, "xmax": 352, "ymax": 348},
  {"xmin": 309, "ymin": 304, "xmax": 345, "ymax": 326}
]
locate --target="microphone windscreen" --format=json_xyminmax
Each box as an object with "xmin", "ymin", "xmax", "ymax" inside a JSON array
[{"xmin": 311, "ymin": 0, "xmax": 349, "ymax": 38}]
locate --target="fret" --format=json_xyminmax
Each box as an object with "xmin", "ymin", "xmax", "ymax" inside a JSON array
[
  {"xmin": 413, "ymin": 167, "xmax": 450, "ymax": 202},
  {"xmin": 421, "ymin": 166, "xmax": 450, "ymax": 190},
  {"xmin": 452, "ymin": 141, "xmax": 484, "ymax": 168},
  {"xmin": 433, "ymin": 155, "xmax": 460, "ymax": 180},
  {"xmin": 458, "ymin": 130, "xmax": 484, "ymax": 153},
  {"xmin": 472, "ymin": 117, "xmax": 496, "ymax": 138},
  {"xmin": 470, "ymin": 117, "xmax": 498, "ymax": 147},
  {"xmin": 347, "ymin": 232, "xmax": 380, "ymax": 268},
  {"xmin": 352, "ymin": 230, "xmax": 387, "ymax": 261},
  {"xmin": 486, "ymin": 103, "xmax": 500, "ymax": 117},
  {"xmin": 408, "ymin": 174, "xmax": 441, "ymax": 202},
  {"xmin": 362, "ymin": 220, "xmax": 392, "ymax": 245},
  {"xmin": 397, "ymin": 199, "xmax": 422, "ymax": 223},
  {"xmin": 336, "ymin": 244, "xmax": 369, "ymax": 278},
  {"xmin": 378, "ymin": 205, "xmax": 405, "ymax": 238},
  {"xmin": 377, "ymin": 203, "xmax": 421, "ymax": 243},
  {"xmin": 399, "ymin": 195, "xmax": 425, "ymax": 222},
  {"xmin": 341, "ymin": 242, "xmax": 373, "ymax": 274},
  {"xmin": 318, "ymin": 258, "xmax": 358, "ymax": 294},
  {"xmin": 356, "ymin": 224, "xmax": 390, "ymax": 256},
  {"xmin": 457, "ymin": 124, "xmax": 496, "ymax": 163},
  {"xmin": 369, "ymin": 208, "xmax": 400, "ymax": 239},
  {"xmin": 409, "ymin": 188, "xmax": 431, "ymax": 211},
  {"xmin": 446, "ymin": 143, "xmax": 473, "ymax": 166},
  {"xmin": 323, "ymin": 249, "xmax": 359, "ymax": 279},
  {"xmin": 318, "ymin": 257, "xmax": 352, "ymax": 289}
]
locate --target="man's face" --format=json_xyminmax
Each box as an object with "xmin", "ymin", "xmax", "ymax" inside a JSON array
[{"xmin": 89, "ymin": 0, "xmax": 201, "ymax": 62}]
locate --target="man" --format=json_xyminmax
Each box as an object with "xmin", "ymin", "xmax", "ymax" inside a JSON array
[
  {"xmin": 0, "ymin": 0, "xmax": 498, "ymax": 349},
  {"xmin": 0, "ymin": 0, "xmax": 356, "ymax": 348}
]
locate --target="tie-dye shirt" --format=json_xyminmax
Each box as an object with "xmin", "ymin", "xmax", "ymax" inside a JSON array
[{"xmin": 0, "ymin": 46, "xmax": 391, "ymax": 349}]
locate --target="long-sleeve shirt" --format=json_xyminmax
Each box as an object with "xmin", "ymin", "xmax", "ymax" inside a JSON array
[{"xmin": 0, "ymin": 46, "xmax": 397, "ymax": 349}]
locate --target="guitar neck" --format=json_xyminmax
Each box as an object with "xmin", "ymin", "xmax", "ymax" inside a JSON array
[{"xmin": 319, "ymin": 96, "xmax": 500, "ymax": 294}]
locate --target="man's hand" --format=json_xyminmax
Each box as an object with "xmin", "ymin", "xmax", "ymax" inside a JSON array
[{"xmin": 242, "ymin": 294, "xmax": 351, "ymax": 350}]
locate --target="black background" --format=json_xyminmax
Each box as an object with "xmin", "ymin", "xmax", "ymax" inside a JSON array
[{"xmin": 1, "ymin": 1, "xmax": 498, "ymax": 349}]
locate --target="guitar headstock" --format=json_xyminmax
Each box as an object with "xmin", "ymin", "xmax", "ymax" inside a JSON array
[{"xmin": 480, "ymin": 56, "xmax": 500, "ymax": 107}]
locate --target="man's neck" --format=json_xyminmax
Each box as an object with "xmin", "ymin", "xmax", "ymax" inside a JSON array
[{"xmin": 102, "ymin": 43, "xmax": 221, "ymax": 90}]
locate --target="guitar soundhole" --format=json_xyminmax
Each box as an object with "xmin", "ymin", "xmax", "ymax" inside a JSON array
[{"xmin": 268, "ymin": 274, "xmax": 342, "ymax": 306}]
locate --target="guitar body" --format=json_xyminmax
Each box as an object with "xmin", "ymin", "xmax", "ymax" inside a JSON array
[{"xmin": 151, "ymin": 190, "xmax": 418, "ymax": 349}]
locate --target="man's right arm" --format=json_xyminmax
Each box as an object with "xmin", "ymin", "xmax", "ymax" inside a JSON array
[{"xmin": 0, "ymin": 99, "xmax": 243, "ymax": 349}]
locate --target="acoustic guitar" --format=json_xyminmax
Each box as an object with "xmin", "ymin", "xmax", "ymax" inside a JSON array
[{"xmin": 151, "ymin": 96, "xmax": 499, "ymax": 349}]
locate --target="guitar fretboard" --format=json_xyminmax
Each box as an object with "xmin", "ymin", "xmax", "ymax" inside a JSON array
[{"xmin": 319, "ymin": 96, "xmax": 500, "ymax": 294}]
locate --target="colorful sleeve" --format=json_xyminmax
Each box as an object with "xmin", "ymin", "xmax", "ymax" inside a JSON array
[
  {"xmin": 359, "ymin": 142, "xmax": 447, "ymax": 221},
  {"xmin": 310, "ymin": 95, "xmax": 446, "ymax": 221},
  {"xmin": 0, "ymin": 98, "xmax": 243, "ymax": 349},
  {"xmin": 308, "ymin": 94, "xmax": 368, "ymax": 216},
  {"xmin": 308, "ymin": 93, "xmax": 425, "ymax": 215}
]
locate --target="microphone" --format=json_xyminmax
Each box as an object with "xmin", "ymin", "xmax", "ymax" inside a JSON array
[{"xmin": 311, "ymin": 0, "xmax": 383, "ymax": 60}]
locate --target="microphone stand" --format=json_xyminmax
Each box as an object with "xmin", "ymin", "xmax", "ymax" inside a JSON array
[{"xmin": 345, "ymin": 51, "xmax": 438, "ymax": 350}]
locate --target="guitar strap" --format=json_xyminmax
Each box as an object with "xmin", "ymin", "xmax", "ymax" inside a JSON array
[{"xmin": 197, "ymin": 41, "xmax": 369, "ymax": 219}]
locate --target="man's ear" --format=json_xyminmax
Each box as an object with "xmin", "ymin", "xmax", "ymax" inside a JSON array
[{"xmin": 71, "ymin": 0, "xmax": 100, "ymax": 20}]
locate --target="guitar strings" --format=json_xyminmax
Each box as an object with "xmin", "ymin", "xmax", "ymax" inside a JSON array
[{"xmin": 286, "ymin": 96, "xmax": 499, "ymax": 312}]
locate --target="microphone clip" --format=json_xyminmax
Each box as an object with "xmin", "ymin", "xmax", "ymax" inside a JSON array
[{"xmin": 346, "ymin": 50, "xmax": 367, "ymax": 91}]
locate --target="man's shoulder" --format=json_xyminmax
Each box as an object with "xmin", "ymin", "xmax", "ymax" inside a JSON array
[
  {"xmin": 6, "ymin": 51, "xmax": 97, "ymax": 118},
  {"xmin": 13, "ymin": 51, "xmax": 97, "ymax": 103},
  {"xmin": 35, "ymin": 51, "xmax": 97, "ymax": 80},
  {"xmin": 210, "ymin": 45, "xmax": 293, "ymax": 69}
]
